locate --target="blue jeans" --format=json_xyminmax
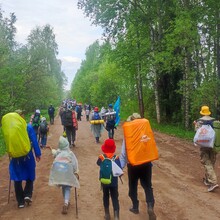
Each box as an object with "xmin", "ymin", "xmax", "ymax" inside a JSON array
[
  {"xmin": 62, "ymin": 185, "xmax": 72, "ymax": 204},
  {"xmin": 40, "ymin": 133, "xmax": 47, "ymax": 147}
]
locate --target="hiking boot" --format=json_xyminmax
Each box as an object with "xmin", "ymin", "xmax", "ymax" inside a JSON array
[
  {"xmin": 24, "ymin": 197, "xmax": 32, "ymax": 206},
  {"xmin": 208, "ymin": 184, "xmax": 219, "ymax": 192},
  {"xmin": 62, "ymin": 203, "xmax": 68, "ymax": 214},
  {"xmin": 203, "ymin": 178, "xmax": 211, "ymax": 186},
  {"xmin": 114, "ymin": 210, "xmax": 119, "ymax": 220},
  {"xmin": 129, "ymin": 207, "xmax": 139, "ymax": 214},
  {"xmin": 148, "ymin": 206, "xmax": 157, "ymax": 220},
  {"xmin": 104, "ymin": 208, "xmax": 110, "ymax": 220}
]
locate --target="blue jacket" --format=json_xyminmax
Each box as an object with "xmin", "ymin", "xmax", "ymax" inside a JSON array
[{"xmin": 9, "ymin": 123, "xmax": 41, "ymax": 181}]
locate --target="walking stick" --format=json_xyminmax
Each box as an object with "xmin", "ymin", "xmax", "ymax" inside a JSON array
[
  {"xmin": 8, "ymin": 156, "xmax": 11, "ymax": 204},
  {"xmin": 119, "ymin": 176, "xmax": 123, "ymax": 184},
  {"xmin": 75, "ymin": 187, "xmax": 78, "ymax": 218},
  {"xmin": 8, "ymin": 179, "xmax": 11, "ymax": 204}
]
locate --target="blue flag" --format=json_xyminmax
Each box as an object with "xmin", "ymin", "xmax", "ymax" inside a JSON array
[{"xmin": 114, "ymin": 96, "xmax": 120, "ymax": 127}]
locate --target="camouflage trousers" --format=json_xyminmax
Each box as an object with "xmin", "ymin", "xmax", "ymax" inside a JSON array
[{"xmin": 200, "ymin": 148, "xmax": 217, "ymax": 184}]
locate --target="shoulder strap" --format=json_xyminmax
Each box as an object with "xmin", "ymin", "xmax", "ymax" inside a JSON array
[{"xmin": 112, "ymin": 155, "xmax": 117, "ymax": 161}]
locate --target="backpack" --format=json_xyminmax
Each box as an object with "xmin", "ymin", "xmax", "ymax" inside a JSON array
[
  {"xmin": 40, "ymin": 121, "xmax": 48, "ymax": 133},
  {"xmin": 93, "ymin": 112, "xmax": 101, "ymax": 120},
  {"xmin": 213, "ymin": 121, "xmax": 220, "ymax": 152},
  {"xmin": 32, "ymin": 114, "xmax": 40, "ymax": 127},
  {"xmin": 193, "ymin": 124, "xmax": 215, "ymax": 148},
  {"xmin": 99, "ymin": 154, "xmax": 116, "ymax": 185},
  {"xmin": 48, "ymin": 107, "xmax": 54, "ymax": 115},
  {"xmin": 1, "ymin": 112, "xmax": 31, "ymax": 158},
  {"xmin": 63, "ymin": 110, "xmax": 73, "ymax": 126}
]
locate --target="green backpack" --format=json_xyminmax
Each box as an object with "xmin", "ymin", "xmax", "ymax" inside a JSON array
[
  {"xmin": 213, "ymin": 121, "xmax": 220, "ymax": 152},
  {"xmin": 99, "ymin": 154, "xmax": 116, "ymax": 185}
]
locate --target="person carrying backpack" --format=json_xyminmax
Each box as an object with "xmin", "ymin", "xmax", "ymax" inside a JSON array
[
  {"xmin": 90, "ymin": 107, "xmax": 104, "ymax": 143},
  {"xmin": 1, "ymin": 109, "xmax": 41, "ymax": 208},
  {"xmin": 120, "ymin": 113, "xmax": 158, "ymax": 220},
  {"xmin": 31, "ymin": 109, "xmax": 41, "ymax": 137},
  {"xmin": 48, "ymin": 136, "xmax": 80, "ymax": 215},
  {"xmin": 105, "ymin": 104, "xmax": 116, "ymax": 139},
  {"xmin": 39, "ymin": 117, "xmax": 49, "ymax": 149},
  {"xmin": 62, "ymin": 106, "xmax": 75, "ymax": 147},
  {"xmin": 48, "ymin": 104, "xmax": 55, "ymax": 125},
  {"xmin": 193, "ymin": 106, "xmax": 219, "ymax": 192},
  {"xmin": 97, "ymin": 139, "xmax": 122, "ymax": 220}
]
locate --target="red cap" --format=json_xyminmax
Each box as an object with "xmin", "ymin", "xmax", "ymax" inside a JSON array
[
  {"xmin": 94, "ymin": 107, "xmax": 99, "ymax": 112},
  {"xmin": 101, "ymin": 139, "xmax": 116, "ymax": 153}
]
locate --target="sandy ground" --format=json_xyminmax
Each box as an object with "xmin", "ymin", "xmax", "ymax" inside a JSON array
[{"xmin": 1, "ymin": 113, "xmax": 220, "ymax": 220}]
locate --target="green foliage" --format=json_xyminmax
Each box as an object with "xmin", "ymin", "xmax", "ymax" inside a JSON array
[
  {"xmin": 0, "ymin": 128, "xmax": 6, "ymax": 156},
  {"xmin": 0, "ymin": 9, "xmax": 65, "ymax": 118}
]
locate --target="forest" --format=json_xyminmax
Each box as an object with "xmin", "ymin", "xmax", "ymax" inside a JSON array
[
  {"xmin": 1, "ymin": 1, "xmax": 220, "ymax": 130},
  {"xmin": 71, "ymin": 0, "xmax": 220, "ymax": 129}
]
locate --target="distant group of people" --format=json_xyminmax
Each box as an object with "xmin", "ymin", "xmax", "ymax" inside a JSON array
[{"xmin": 3, "ymin": 101, "xmax": 220, "ymax": 220}]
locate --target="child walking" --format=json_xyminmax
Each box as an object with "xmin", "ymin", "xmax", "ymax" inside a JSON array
[
  {"xmin": 97, "ymin": 139, "xmax": 122, "ymax": 220},
  {"xmin": 49, "ymin": 136, "xmax": 80, "ymax": 214}
]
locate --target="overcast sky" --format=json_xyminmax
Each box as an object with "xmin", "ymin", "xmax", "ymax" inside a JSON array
[{"xmin": 0, "ymin": 0, "xmax": 102, "ymax": 90}]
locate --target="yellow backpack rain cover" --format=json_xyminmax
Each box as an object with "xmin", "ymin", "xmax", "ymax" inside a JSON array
[
  {"xmin": 123, "ymin": 118, "xmax": 159, "ymax": 166},
  {"xmin": 1, "ymin": 112, "xmax": 31, "ymax": 158}
]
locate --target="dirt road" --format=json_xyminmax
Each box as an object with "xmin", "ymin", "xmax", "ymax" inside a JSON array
[{"xmin": 1, "ymin": 113, "xmax": 220, "ymax": 220}]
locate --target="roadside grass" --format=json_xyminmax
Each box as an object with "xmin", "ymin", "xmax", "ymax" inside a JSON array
[
  {"xmin": 150, "ymin": 119, "xmax": 195, "ymax": 141},
  {"xmin": 0, "ymin": 129, "xmax": 6, "ymax": 156}
]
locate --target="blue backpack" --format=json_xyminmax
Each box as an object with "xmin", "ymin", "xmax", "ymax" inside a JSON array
[{"xmin": 93, "ymin": 112, "xmax": 101, "ymax": 120}]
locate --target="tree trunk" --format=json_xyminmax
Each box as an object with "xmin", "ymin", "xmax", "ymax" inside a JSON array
[{"xmin": 184, "ymin": 49, "xmax": 190, "ymax": 130}]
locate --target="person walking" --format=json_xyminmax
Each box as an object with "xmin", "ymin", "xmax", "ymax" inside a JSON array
[
  {"xmin": 48, "ymin": 104, "xmax": 55, "ymax": 125},
  {"xmin": 120, "ymin": 113, "xmax": 158, "ymax": 220},
  {"xmin": 90, "ymin": 107, "xmax": 104, "ymax": 143},
  {"xmin": 85, "ymin": 106, "xmax": 90, "ymax": 121},
  {"xmin": 193, "ymin": 105, "xmax": 219, "ymax": 192},
  {"xmin": 97, "ymin": 139, "xmax": 121, "ymax": 220},
  {"xmin": 62, "ymin": 106, "xmax": 75, "ymax": 147},
  {"xmin": 31, "ymin": 109, "xmax": 41, "ymax": 138},
  {"xmin": 48, "ymin": 136, "xmax": 80, "ymax": 215},
  {"xmin": 71, "ymin": 107, "xmax": 78, "ymax": 147},
  {"xmin": 105, "ymin": 104, "xmax": 116, "ymax": 139},
  {"xmin": 2, "ymin": 109, "xmax": 41, "ymax": 208},
  {"xmin": 39, "ymin": 117, "xmax": 49, "ymax": 149}
]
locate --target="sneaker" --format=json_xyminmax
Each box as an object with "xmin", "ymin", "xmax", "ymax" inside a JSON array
[
  {"xmin": 208, "ymin": 184, "xmax": 219, "ymax": 192},
  {"xmin": 148, "ymin": 207, "xmax": 157, "ymax": 220},
  {"xmin": 24, "ymin": 197, "xmax": 32, "ymax": 206},
  {"xmin": 18, "ymin": 204, "xmax": 25, "ymax": 208},
  {"xmin": 129, "ymin": 207, "xmax": 139, "ymax": 214},
  {"xmin": 62, "ymin": 203, "xmax": 68, "ymax": 214},
  {"xmin": 203, "ymin": 178, "xmax": 211, "ymax": 186}
]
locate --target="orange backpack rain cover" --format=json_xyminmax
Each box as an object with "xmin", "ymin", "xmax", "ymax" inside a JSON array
[{"xmin": 122, "ymin": 118, "xmax": 159, "ymax": 166}]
